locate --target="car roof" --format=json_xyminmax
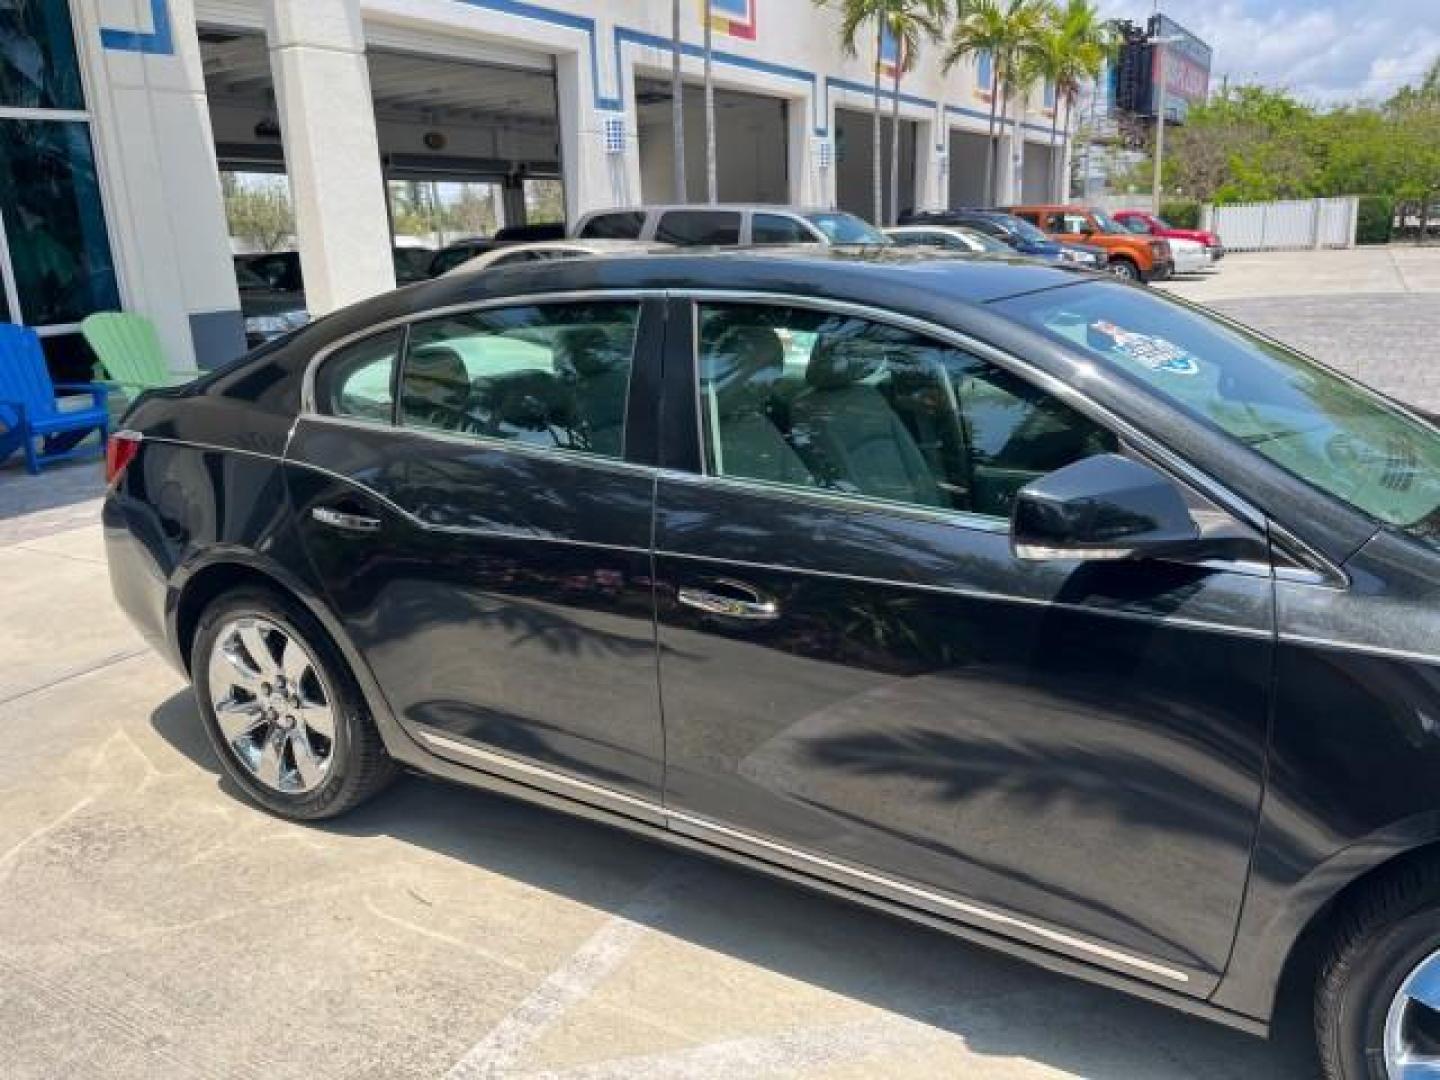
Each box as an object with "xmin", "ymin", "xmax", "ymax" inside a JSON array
[{"xmin": 303, "ymin": 247, "xmax": 1084, "ymax": 352}]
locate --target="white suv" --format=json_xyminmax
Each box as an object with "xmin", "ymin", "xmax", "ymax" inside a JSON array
[{"xmin": 571, "ymin": 205, "xmax": 889, "ymax": 247}]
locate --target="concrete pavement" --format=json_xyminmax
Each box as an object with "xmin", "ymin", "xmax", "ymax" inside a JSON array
[
  {"xmin": 0, "ymin": 461, "xmax": 1310, "ymax": 1078},
  {"xmin": 1157, "ymin": 245, "xmax": 1440, "ymax": 303}
]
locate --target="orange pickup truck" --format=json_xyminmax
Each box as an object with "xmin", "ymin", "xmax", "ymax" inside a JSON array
[{"xmin": 1005, "ymin": 205, "xmax": 1174, "ymax": 284}]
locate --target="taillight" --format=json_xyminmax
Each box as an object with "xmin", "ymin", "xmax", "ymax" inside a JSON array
[{"xmin": 106, "ymin": 430, "xmax": 142, "ymax": 485}]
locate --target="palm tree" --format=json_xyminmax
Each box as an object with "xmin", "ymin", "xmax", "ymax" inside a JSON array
[
  {"xmin": 703, "ymin": 0, "xmax": 718, "ymax": 203},
  {"xmin": 814, "ymin": 0, "xmax": 948, "ymax": 225},
  {"xmin": 944, "ymin": 0, "xmax": 1048, "ymax": 206},
  {"xmin": 671, "ymin": 0, "xmax": 687, "ymax": 202},
  {"xmin": 882, "ymin": 1, "xmax": 949, "ymax": 225},
  {"xmin": 1040, "ymin": 0, "xmax": 1115, "ymax": 201}
]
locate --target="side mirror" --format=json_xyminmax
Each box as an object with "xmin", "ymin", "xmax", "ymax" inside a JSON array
[{"xmin": 1011, "ymin": 454, "xmax": 1200, "ymax": 562}]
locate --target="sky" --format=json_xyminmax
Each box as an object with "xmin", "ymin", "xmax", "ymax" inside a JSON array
[{"xmin": 1096, "ymin": 0, "xmax": 1440, "ymax": 104}]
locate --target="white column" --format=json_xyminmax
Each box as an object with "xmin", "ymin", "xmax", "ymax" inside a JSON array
[
  {"xmin": 75, "ymin": 0, "xmax": 242, "ymax": 369},
  {"xmin": 265, "ymin": 0, "xmax": 393, "ymax": 315},
  {"xmin": 555, "ymin": 50, "xmax": 633, "ymax": 220},
  {"xmin": 912, "ymin": 118, "xmax": 940, "ymax": 212},
  {"xmin": 788, "ymin": 92, "xmax": 816, "ymax": 207}
]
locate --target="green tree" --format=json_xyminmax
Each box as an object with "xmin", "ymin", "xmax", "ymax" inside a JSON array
[
  {"xmin": 1026, "ymin": 0, "xmax": 1113, "ymax": 200},
  {"xmin": 817, "ymin": 0, "xmax": 950, "ymax": 225},
  {"xmin": 944, "ymin": 0, "xmax": 1048, "ymax": 206},
  {"xmin": 224, "ymin": 182, "xmax": 294, "ymax": 253}
]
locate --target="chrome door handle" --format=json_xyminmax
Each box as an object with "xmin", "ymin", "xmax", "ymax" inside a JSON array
[
  {"xmin": 677, "ymin": 581, "xmax": 780, "ymax": 622},
  {"xmin": 311, "ymin": 506, "xmax": 382, "ymax": 533}
]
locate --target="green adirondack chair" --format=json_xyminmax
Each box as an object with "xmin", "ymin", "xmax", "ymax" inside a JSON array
[{"xmin": 81, "ymin": 312, "xmax": 203, "ymax": 394}]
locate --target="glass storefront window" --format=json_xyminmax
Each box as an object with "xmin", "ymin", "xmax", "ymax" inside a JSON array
[
  {"xmin": 0, "ymin": 119, "xmax": 119, "ymax": 326},
  {"xmin": 0, "ymin": 0, "xmax": 84, "ymax": 110}
]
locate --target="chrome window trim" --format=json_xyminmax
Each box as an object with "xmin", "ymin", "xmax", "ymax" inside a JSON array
[
  {"xmin": 299, "ymin": 413, "xmax": 658, "ymax": 481},
  {"xmin": 299, "ymin": 289, "xmax": 668, "ymax": 415},
  {"xmin": 413, "ymin": 724, "xmax": 1190, "ymax": 986},
  {"xmin": 677, "ymin": 290, "xmax": 1303, "ymax": 575}
]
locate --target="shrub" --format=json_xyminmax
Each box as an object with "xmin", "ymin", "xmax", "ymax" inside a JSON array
[
  {"xmin": 1356, "ymin": 195, "xmax": 1395, "ymax": 245},
  {"xmin": 1160, "ymin": 200, "xmax": 1203, "ymax": 229}
]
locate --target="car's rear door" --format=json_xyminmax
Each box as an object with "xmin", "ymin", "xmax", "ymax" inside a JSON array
[
  {"xmin": 285, "ymin": 292, "xmax": 667, "ymax": 814},
  {"xmin": 651, "ymin": 294, "xmax": 1274, "ymax": 993}
]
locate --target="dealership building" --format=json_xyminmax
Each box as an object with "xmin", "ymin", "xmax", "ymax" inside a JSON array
[{"xmin": 6, "ymin": 0, "xmax": 1069, "ymax": 376}]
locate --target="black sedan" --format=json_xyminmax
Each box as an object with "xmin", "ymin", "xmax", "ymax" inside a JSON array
[{"xmin": 104, "ymin": 248, "xmax": 1440, "ymax": 1079}]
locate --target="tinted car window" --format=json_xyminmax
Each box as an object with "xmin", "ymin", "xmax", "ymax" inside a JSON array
[
  {"xmin": 803, "ymin": 212, "xmax": 889, "ymax": 245},
  {"xmin": 697, "ymin": 303, "xmax": 1115, "ymax": 518},
  {"xmin": 579, "ymin": 211, "xmax": 645, "ymax": 240},
  {"xmin": 246, "ymin": 253, "xmax": 304, "ymax": 293},
  {"xmin": 400, "ymin": 303, "xmax": 639, "ymax": 459},
  {"xmin": 751, "ymin": 214, "xmax": 815, "ymax": 245},
  {"xmin": 656, "ymin": 210, "xmax": 741, "ymax": 246},
  {"xmin": 315, "ymin": 330, "xmax": 402, "ymax": 424}
]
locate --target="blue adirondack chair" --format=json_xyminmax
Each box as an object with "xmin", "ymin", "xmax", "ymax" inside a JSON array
[{"xmin": 0, "ymin": 324, "xmax": 110, "ymax": 475}]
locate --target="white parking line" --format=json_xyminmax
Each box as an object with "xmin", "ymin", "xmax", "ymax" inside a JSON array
[{"xmin": 442, "ymin": 860, "xmax": 700, "ymax": 1080}]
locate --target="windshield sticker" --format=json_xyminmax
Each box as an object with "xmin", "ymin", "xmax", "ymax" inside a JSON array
[{"xmin": 1088, "ymin": 321, "xmax": 1200, "ymax": 376}]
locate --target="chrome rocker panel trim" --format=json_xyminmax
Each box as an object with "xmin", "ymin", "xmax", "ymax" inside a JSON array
[{"xmin": 413, "ymin": 726, "xmax": 1196, "ymax": 986}]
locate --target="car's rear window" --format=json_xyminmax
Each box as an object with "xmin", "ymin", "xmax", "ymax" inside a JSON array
[{"xmin": 996, "ymin": 282, "xmax": 1440, "ymax": 539}]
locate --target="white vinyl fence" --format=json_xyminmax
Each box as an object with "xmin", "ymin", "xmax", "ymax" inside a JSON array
[{"xmin": 1204, "ymin": 198, "xmax": 1359, "ymax": 252}]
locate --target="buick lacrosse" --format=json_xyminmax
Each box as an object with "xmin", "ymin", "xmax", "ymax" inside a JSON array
[{"xmin": 105, "ymin": 249, "xmax": 1440, "ymax": 1079}]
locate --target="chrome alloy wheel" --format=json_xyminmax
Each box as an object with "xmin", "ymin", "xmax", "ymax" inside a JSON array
[
  {"xmin": 1385, "ymin": 948, "xmax": 1440, "ymax": 1078},
  {"xmin": 207, "ymin": 617, "xmax": 336, "ymax": 795}
]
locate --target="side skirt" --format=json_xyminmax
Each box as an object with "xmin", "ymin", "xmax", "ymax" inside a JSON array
[{"xmin": 394, "ymin": 725, "xmax": 1270, "ymax": 1038}]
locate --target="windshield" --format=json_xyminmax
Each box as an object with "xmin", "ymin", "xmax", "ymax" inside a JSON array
[
  {"xmin": 996, "ymin": 282, "xmax": 1440, "ymax": 539},
  {"xmin": 235, "ymin": 265, "xmax": 270, "ymax": 290},
  {"xmin": 959, "ymin": 228, "xmax": 1013, "ymax": 253},
  {"xmin": 804, "ymin": 212, "xmax": 890, "ymax": 245},
  {"xmin": 1090, "ymin": 210, "xmax": 1129, "ymax": 235},
  {"xmin": 996, "ymin": 215, "xmax": 1051, "ymax": 245}
]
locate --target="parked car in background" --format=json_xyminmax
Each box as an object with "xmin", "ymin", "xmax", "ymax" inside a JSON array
[
  {"xmin": 426, "ymin": 223, "xmax": 569, "ymax": 278},
  {"xmin": 392, "ymin": 247, "xmax": 435, "ymax": 285},
  {"xmin": 885, "ymin": 224, "xmax": 1020, "ymax": 256},
  {"xmin": 106, "ymin": 246, "xmax": 1440, "ymax": 1080},
  {"xmin": 573, "ymin": 205, "xmax": 890, "ymax": 247},
  {"xmin": 898, "ymin": 208, "xmax": 1106, "ymax": 270},
  {"xmin": 445, "ymin": 239, "xmax": 669, "ymax": 276},
  {"xmin": 239, "ymin": 248, "xmax": 441, "ymax": 294},
  {"xmin": 1006, "ymin": 204, "xmax": 1174, "ymax": 283},
  {"xmin": 233, "ymin": 261, "xmax": 308, "ymax": 349},
  {"xmin": 1113, "ymin": 209, "xmax": 1225, "ymax": 263},
  {"xmin": 1166, "ymin": 236, "xmax": 1218, "ymax": 275}
]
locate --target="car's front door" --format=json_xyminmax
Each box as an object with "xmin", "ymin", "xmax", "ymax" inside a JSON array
[
  {"xmin": 652, "ymin": 297, "xmax": 1274, "ymax": 993},
  {"xmin": 286, "ymin": 296, "xmax": 666, "ymax": 812}
]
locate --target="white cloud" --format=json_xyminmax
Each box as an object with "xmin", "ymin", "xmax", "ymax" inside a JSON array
[{"xmin": 1095, "ymin": 0, "xmax": 1440, "ymax": 104}]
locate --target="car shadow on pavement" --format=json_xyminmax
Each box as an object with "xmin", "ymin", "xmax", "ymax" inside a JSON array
[{"xmin": 150, "ymin": 690, "xmax": 1316, "ymax": 1079}]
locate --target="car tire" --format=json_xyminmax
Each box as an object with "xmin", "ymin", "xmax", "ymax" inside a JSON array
[
  {"xmin": 192, "ymin": 585, "xmax": 396, "ymax": 821},
  {"xmin": 1107, "ymin": 258, "xmax": 1141, "ymax": 282},
  {"xmin": 1316, "ymin": 859, "xmax": 1440, "ymax": 1079}
]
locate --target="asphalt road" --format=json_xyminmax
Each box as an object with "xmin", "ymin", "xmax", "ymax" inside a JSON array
[{"xmin": 7, "ymin": 247, "xmax": 1436, "ymax": 1079}]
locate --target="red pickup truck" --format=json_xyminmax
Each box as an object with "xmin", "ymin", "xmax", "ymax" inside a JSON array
[{"xmin": 1112, "ymin": 210, "xmax": 1225, "ymax": 262}]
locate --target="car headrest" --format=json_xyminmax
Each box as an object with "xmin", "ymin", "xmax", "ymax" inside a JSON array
[
  {"xmin": 553, "ymin": 326, "xmax": 629, "ymax": 378},
  {"xmin": 403, "ymin": 346, "xmax": 470, "ymax": 412},
  {"xmin": 807, "ymin": 336, "xmax": 889, "ymax": 389},
  {"xmin": 493, "ymin": 371, "xmax": 577, "ymax": 432},
  {"xmin": 701, "ymin": 327, "xmax": 785, "ymax": 419}
]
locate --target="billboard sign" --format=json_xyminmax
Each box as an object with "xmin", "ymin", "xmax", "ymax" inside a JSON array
[{"xmin": 1147, "ymin": 14, "xmax": 1212, "ymax": 123}]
